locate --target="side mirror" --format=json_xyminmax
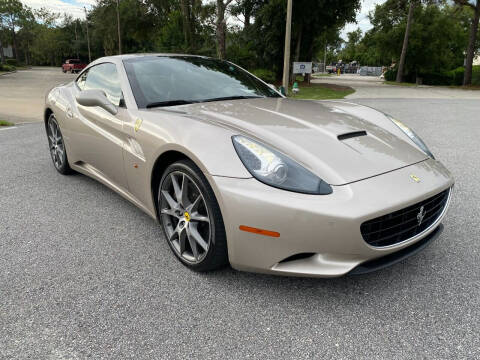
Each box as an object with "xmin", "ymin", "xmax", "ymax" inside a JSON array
[{"xmin": 76, "ymin": 89, "xmax": 118, "ymax": 115}]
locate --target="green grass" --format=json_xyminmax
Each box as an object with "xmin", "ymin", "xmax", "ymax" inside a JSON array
[
  {"xmin": 0, "ymin": 120, "xmax": 14, "ymax": 127},
  {"xmin": 288, "ymin": 83, "xmax": 355, "ymax": 100}
]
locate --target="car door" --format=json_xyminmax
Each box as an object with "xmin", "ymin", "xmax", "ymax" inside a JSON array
[{"xmin": 72, "ymin": 62, "xmax": 129, "ymax": 190}]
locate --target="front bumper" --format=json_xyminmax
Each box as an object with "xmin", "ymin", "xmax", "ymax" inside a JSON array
[{"xmin": 210, "ymin": 158, "xmax": 454, "ymax": 277}]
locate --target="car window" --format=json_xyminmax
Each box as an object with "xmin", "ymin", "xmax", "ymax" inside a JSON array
[
  {"xmin": 76, "ymin": 70, "xmax": 88, "ymax": 90},
  {"xmin": 82, "ymin": 63, "xmax": 123, "ymax": 106}
]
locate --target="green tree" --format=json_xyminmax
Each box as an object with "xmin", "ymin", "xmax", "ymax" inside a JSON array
[
  {"xmin": 340, "ymin": 28, "xmax": 362, "ymax": 62},
  {"xmin": 0, "ymin": 0, "xmax": 25, "ymax": 63},
  {"xmin": 355, "ymin": 2, "xmax": 469, "ymax": 81},
  {"xmin": 453, "ymin": 0, "xmax": 480, "ymax": 85}
]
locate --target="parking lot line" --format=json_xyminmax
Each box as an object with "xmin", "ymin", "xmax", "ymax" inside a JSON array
[{"xmin": 0, "ymin": 126, "xmax": 18, "ymax": 131}]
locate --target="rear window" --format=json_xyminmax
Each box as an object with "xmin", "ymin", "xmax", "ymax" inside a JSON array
[{"xmin": 69, "ymin": 59, "xmax": 81, "ymax": 64}]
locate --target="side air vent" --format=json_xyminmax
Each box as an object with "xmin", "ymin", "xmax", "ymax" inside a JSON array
[
  {"xmin": 337, "ymin": 131, "xmax": 367, "ymax": 141},
  {"xmin": 278, "ymin": 253, "xmax": 315, "ymax": 263}
]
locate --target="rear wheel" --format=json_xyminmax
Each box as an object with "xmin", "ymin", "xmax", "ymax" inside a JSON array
[
  {"xmin": 158, "ymin": 160, "xmax": 228, "ymax": 272},
  {"xmin": 46, "ymin": 114, "xmax": 73, "ymax": 175}
]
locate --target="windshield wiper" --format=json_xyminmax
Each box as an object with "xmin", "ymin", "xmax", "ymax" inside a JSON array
[
  {"xmin": 146, "ymin": 96, "xmax": 264, "ymax": 108},
  {"xmin": 200, "ymin": 95, "xmax": 264, "ymax": 103},
  {"xmin": 146, "ymin": 99, "xmax": 198, "ymax": 108}
]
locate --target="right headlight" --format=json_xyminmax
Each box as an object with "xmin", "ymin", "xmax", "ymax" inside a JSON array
[
  {"xmin": 388, "ymin": 116, "xmax": 435, "ymax": 159},
  {"xmin": 232, "ymin": 136, "xmax": 332, "ymax": 195}
]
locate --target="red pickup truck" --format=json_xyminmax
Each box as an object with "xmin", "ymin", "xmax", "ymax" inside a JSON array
[{"xmin": 62, "ymin": 59, "xmax": 87, "ymax": 74}]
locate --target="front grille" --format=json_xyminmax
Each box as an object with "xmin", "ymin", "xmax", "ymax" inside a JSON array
[{"xmin": 361, "ymin": 189, "xmax": 450, "ymax": 247}]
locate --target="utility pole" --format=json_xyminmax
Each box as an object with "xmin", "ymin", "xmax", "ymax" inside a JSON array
[
  {"xmin": 281, "ymin": 0, "xmax": 293, "ymax": 95},
  {"xmin": 116, "ymin": 0, "xmax": 122, "ymax": 55},
  {"xmin": 84, "ymin": 7, "xmax": 92, "ymax": 63}
]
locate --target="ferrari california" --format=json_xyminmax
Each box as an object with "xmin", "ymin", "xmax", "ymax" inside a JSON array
[{"xmin": 44, "ymin": 54, "xmax": 454, "ymax": 277}]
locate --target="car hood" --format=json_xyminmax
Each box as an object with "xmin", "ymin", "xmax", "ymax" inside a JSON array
[{"xmin": 160, "ymin": 98, "xmax": 428, "ymax": 185}]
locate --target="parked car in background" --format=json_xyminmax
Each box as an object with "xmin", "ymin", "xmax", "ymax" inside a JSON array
[
  {"xmin": 326, "ymin": 64, "xmax": 336, "ymax": 74},
  {"xmin": 62, "ymin": 59, "xmax": 86, "ymax": 74}
]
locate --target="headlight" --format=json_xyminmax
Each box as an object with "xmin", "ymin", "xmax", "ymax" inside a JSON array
[
  {"xmin": 388, "ymin": 116, "xmax": 435, "ymax": 159},
  {"xmin": 232, "ymin": 136, "xmax": 332, "ymax": 195}
]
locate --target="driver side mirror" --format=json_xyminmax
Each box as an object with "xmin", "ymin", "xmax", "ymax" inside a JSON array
[{"xmin": 76, "ymin": 89, "xmax": 118, "ymax": 115}]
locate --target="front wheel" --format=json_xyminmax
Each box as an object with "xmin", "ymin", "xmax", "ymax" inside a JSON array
[
  {"xmin": 158, "ymin": 160, "xmax": 228, "ymax": 272},
  {"xmin": 46, "ymin": 114, "xmax": 73, "ymax": 175}
]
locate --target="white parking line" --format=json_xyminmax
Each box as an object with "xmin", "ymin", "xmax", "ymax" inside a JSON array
[{"xmin": 0, "ymin": 126, "xmax": 18, "ymax": 131}]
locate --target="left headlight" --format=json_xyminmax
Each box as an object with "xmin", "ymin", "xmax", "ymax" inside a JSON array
[
  {"xmin": 232, "ymin": 135, "xmax": 332, "ymax": 195},
  {"xmin": 388, "ymin": 116, "xmax": 435, "ymax": 159}
]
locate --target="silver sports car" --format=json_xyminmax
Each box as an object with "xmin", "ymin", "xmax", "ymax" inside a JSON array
[{"xmin": 44, "ymin": 54, "xmax": 454, "ymax": 277}]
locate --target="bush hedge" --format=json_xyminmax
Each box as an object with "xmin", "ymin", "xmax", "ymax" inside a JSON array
[
  {"xmin": 250, "ymin": 69, "xmax": 276, "ymax": 84},
  {"xmin": 0, "ymin": 64, "xmax": 16, "ymax": 72},
  {"xmin": 384, "ymin": 68, "xmax": 397, "ymax": 81},
  {"xmin": 5, "ymin": 59, "xmax": 17, "ymax": 66},
  {"xmin": 384, "ymin": 65, "xmax": 480, "ymax": 86}
]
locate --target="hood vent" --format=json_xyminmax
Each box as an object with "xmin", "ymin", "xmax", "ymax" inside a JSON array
[{"xmin": 338, "ymin": 131, "xmax": 367, "ymax": 141}]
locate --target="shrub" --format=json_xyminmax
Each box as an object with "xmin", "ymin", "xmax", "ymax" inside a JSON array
[
  {"xmin": 420, "ymin": 71, "xmax": 454, "ymax": 86},
  {"xmin": 0, "ymin": 64, "xmax": 16, "ymax": 72},
  {"xmin": 472, "ymin": 65, "xmax": 480, "ymax": 86},
  {"xmin": 384, "ymin": 68, "xmax": 397, "ymax": 81},
  {"xmin": 250, "ymin": 68, "xmax": 276, "ymax": 83},
  {"xmin": 5, "ymin": 59, "xmax": 17, "ymax": 66},
  {"xmin": 444, "ymin": 67, "xmax": 464, "ymax": 86}
]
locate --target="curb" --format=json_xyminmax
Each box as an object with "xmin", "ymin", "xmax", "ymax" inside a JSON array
[{"xmin": 0, "ymin": 70, "xmax": 17, "ymax": 76}]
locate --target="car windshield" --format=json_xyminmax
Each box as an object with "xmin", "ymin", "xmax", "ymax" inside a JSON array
[
  {"xmin": 69, "ymin": 59, "xmax": 80, "ymax": 64},
  {"xmin": 123, "ymin": 56, "xmax": 281, "ymax": 108}
]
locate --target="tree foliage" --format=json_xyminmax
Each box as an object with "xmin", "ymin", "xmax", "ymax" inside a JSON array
[
  {"xmin": 338, "ymin": 0, "xmax": 476, "ymax": 83},
  {"xmin": 0, "ymin": 0, "xmax": 361, "ymax": 78},
  {"xmin": 1, "ymin": 0, "xmax": 478, "ymax": 85}
]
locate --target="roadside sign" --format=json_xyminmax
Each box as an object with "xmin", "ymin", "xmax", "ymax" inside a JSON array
[{"xmin": 293, "ymin": 62, "xmax": 312, "ymax": 74}]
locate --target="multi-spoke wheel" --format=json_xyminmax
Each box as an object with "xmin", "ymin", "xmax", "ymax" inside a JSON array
[
  {"xmin": 158, "ymin": 160, "xmax": 228, "ymax": 271},
  {"xmin": 46, "ymin": 114, "xmax": 72, "ymax": 175}
]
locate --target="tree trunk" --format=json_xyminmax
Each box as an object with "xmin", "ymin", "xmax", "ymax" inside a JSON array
[
  {"xmin": 396, "ymin": 0, "xmax": 416, "ymax": 83},
  {"xmin": 24, "ymin": 41, "xmax": 29, "ymax": 65},
  {"xmin": 180, "ymin": 0, "xmax": 193, "ymax": 50},
  {"xmin": 294, "ymin": 23, "xmax": 302, "ymax": 62},
  {"xmin": 216, "ymin": 1, "xmax": 227, "ymax": 59},
  {"xmin": 116, "ymin": 0, "xmax": 122, "ymax": 54},
  {"xmin": 11, "ymin": 25, "xmax": 19, "ymax": 64},
  {"xmin": 463, "ymin": 1, "xmax": 480, "ymax": 86},
  {"xmin": 0, "ymin": 39, "xmax": 5, "ymax": 64},
  {"xmin": 244, "ymin": 0, "xmax": 252, "ymax": 30}
]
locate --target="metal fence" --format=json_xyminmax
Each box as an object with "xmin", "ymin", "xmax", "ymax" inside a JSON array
[{"xmin": 359, "ymin": 66, "xmax": 383, "ymax": 76}]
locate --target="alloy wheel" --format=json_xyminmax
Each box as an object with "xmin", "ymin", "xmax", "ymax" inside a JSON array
[
  {"xmin": 47, "ymin": 117, "xmax": 65, "ymax": 170},
  {"xmin": 160, "ymin": 171, "xmax": 212, "ymax": 264}
]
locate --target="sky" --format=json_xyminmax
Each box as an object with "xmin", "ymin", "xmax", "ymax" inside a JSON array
[
  {"xmin": 21, "ymin": 0, "xmax": 386, "ymax": 40},
  {"xmin": 341, "ymin": 0, "xmax": 386, "ymax": 39}
]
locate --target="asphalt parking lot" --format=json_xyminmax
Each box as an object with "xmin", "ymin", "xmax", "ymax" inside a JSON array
[
  {"xmin": 1, "ymin": 69, "xmax": 479, "ymax": 359},
  {"xmin": 0, "ymin": 67, "xmax": 76, "ymax": 123}
]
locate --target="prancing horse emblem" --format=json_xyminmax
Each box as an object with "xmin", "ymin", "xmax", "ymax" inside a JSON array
[{"xmin": 417, "ymin": 206, "xmax": 426, "ymax": 225}]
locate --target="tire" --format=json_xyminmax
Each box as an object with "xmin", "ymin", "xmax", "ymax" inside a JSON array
[
  {"xmin": 157, "ymin": 159, "xmax": 228, "ymax": 272},
  {"xmin": 46, "ymin": 114, "xmax": 73, "ymax": 175}
]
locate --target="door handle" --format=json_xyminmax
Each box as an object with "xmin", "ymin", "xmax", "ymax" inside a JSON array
[{"xmin": 66, "ymin": 108, "xmax": 73, "ymax": 119}]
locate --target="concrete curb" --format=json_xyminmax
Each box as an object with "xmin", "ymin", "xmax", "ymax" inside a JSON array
[{"xmin": 0, "ymin": 70, "xmax": 17, "ymax": 76}]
